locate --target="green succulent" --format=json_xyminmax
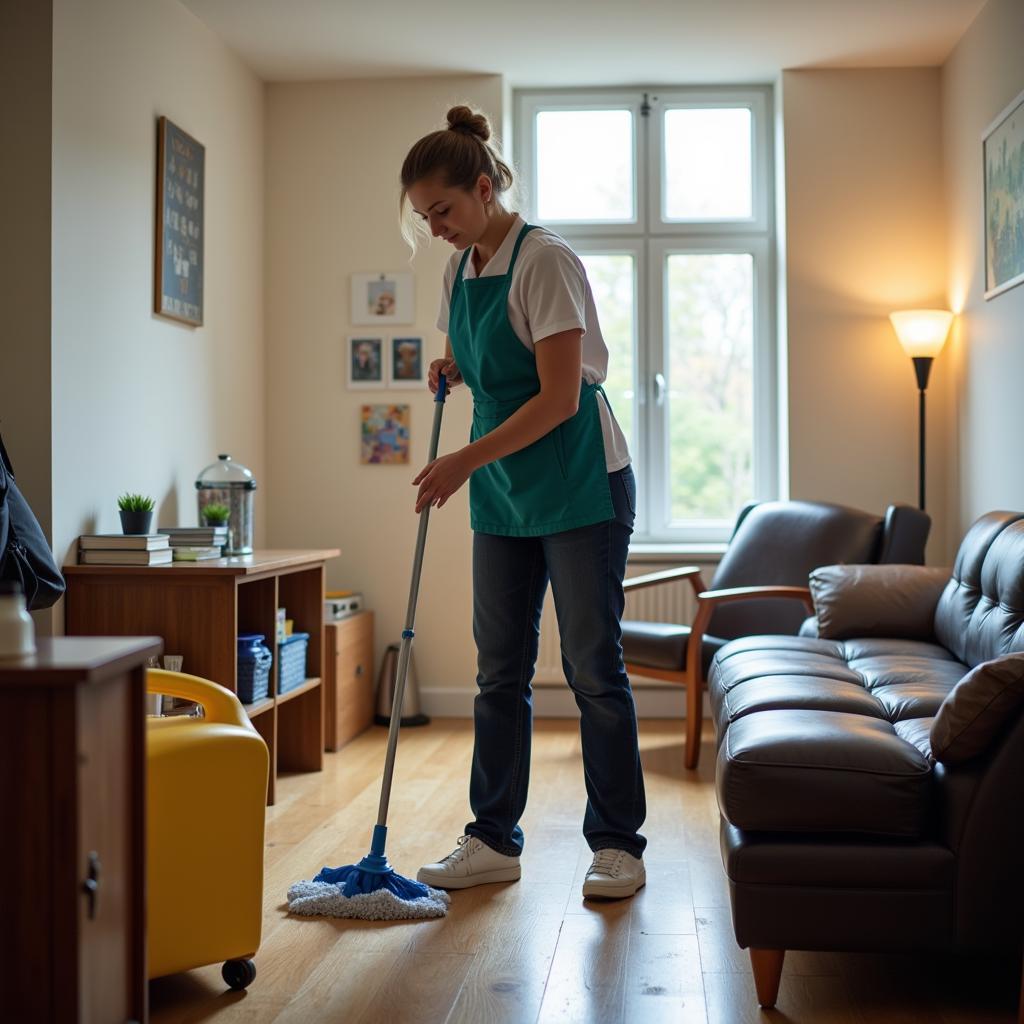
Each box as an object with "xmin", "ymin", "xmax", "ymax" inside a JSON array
[
  {"xmin": 202, "ymin": 502, "xmax": 231, "ymax": 525},
  {"xmin": 118, "ymin": 492, "xmax": 155, "ymax": 512}
]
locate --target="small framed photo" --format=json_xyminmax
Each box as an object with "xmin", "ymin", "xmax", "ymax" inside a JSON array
[
  {"xmin": 351, "ymin": 271, "xmax": 414, "ymax": 325},
  {"xmin": 983, "ymin": 86, "xmax": 1024, "ymax": 300},
  {"xmin": 346, "ymin": 335, "xmax": 384, "ymax": 389},
  {"xmin": 388, "ymin": 336, "xmax": 426, "ymax": 389},
  {"xmin": 361, "ymin": 404, "xmax": 410, "ymax": 464}
]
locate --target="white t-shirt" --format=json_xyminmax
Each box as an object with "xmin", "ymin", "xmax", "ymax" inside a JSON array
[{"xmin": 436, "ymin": 214, "xmax": 631, "ymax": 473}]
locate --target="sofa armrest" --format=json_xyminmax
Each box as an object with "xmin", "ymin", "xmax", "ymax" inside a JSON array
[{"xmin": 623, "ymin": 565, "xmax": 707, "ymax": 598}]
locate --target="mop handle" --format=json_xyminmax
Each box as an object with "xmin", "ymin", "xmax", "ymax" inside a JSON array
[{"xmin": 375, "ymin": 373, "xmax": 448, "ymax": 827}]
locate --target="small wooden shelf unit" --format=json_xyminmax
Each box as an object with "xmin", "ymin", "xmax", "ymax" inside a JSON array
[{"xmin": 64, "ymin": 548, "xmax": 339, "ymax": 804}]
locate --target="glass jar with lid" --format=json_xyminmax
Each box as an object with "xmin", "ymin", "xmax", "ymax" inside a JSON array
[{"xmin": 195, "ymin": 454, "xmax": 256, "ymax": 555}]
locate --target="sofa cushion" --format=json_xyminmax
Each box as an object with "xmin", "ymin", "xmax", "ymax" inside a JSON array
[
  {"xmin": 930, "ymin": 653, "xmax": 1024, "ymax": 765},
  {"xmin": 715, "ymin": 675, "xmax": 886, "ymax": 737},
  {"xmin": 893, "ymin": 717, "xmax": 935, "ymax": 762},
  {"xmin": 810, "ymin": 564, "xmax": 949, "ymax": 640},
  {"xmin": 710, "ymin": 635, "xmax": 966, "ymax": 735},
  {"xmin": 717, "ymin": 709, "xmax": 932, "ymax": 837}
]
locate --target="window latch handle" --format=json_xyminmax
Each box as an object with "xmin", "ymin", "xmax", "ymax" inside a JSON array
[{"xmin": 654, "ymin": 372, "xmax": 667, "ymax": 407}]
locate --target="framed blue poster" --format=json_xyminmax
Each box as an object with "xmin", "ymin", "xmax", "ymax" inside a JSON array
[
  {"xmin": 983, "ymin": 88, "xmax": 1024, "ymax": 300},
  {"xmin": 155, "ymin": 116, "xmax": 204, "ymax": 325}
]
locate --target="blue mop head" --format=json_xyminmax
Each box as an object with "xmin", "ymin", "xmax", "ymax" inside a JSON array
[{"xmin": 287, "ymin": 825, "xmax": 449, "ymax": 920}]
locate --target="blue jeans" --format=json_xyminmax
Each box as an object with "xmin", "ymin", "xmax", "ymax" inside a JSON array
[{"xmin": 465, "ymin": 465, "xmax": 647, "ymax": 858}]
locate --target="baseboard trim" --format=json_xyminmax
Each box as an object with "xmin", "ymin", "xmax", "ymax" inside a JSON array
[{"xmin": 420, "ymin": 680, "xmax": 707, "ymax": 720}]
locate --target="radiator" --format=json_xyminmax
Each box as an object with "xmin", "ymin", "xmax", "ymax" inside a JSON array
[{"xmin": 534, "ymin": 560, "xmax": 716, "ymax": 683}]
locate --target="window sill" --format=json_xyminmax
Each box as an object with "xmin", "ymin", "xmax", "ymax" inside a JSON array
[{"xmin": 628, "ymin": 542, "xmax": 727, "ymax": 564}]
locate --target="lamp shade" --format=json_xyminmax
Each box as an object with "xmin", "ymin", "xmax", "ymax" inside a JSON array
[{"xmin": 889, "ymin": 309, "xmax": 954, "ymax": 358}]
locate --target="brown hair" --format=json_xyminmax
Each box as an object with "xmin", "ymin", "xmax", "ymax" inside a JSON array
[{"xmin": 399, "ymin": 105, "xmax": 516, "ymax": 249}]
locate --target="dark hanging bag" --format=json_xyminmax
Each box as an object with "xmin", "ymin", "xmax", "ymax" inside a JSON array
[{"xmin": 0, "ymin": 432, "xmax": 65, "ymax": 610}]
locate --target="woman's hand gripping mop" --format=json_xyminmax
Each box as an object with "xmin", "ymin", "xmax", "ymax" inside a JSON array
[{"xmin": 287, "ymin": 376, "xmax": 451, "ymax": 920}]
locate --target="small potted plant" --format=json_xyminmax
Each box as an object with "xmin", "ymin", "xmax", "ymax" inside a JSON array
[
  {"xmin": 202, "ymin": 502, "xmax": 231, "ymax": 529},
  {"xmin": 118, "ymin": 492, "xmax": 155, "ymax": 535}
]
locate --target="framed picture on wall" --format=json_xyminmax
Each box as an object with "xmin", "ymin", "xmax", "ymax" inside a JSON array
[
  {"xmin": 387, "ymin": 336, "xmax": 426, "ymax": 389},
  {"xmin": 154, "ymin": 116, "xmax": 205, "ymax": 326},
  {"xmin": 346, "ymin": 335, "xmax": 384, "ymax": 389},
  {"xmin": 350, "ymin": 271, "xmax": 414, "ymax": 325},
  {"xmin": 983, "ymin": 87, "xmax": 1024, "ymax": 300},
  {"xmin": 360, "ymin": 404, "xmax": 410, "ymax": 464}
]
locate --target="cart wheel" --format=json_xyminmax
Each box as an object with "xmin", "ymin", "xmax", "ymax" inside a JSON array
[{"xmin": 222, "ymin": 958, "xmax": 257, "ymax": 990}]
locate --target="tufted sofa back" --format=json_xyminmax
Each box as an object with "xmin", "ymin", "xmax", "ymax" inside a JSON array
[{"xmin": 934, "ymin": 512, "xmax": 1024, "ymax": 667}]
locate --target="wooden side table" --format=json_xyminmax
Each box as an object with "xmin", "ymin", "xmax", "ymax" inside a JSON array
[
  {"xmin": 0, "ymin": 636, "xmax": 161, "ymax": 1024},
  {"xmin": 64, "ymin": 548, "xmax": 339, "ymax": 804}
]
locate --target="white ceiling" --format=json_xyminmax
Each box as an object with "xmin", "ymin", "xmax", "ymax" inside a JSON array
[{"xmin": 181, "ymin": 0, "xmax": 986, "ymax": 86}]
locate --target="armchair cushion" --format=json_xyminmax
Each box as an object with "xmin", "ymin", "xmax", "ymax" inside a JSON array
[
  {"xmin": 809, "ymin": 564, "xmax": 950, "ymax": 641},
  {"xmin": 620, "ymin": 622, "xmax": 728, "ymax": 675},
  {"xmin": 930, "ymin": 653, "xmax": 1024, "ymax": 765}
]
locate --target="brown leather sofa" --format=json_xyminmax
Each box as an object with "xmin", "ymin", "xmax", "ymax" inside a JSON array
[{"xmin": 708, "ymin": 511, "xmax": 1024, "ymax": 1009}]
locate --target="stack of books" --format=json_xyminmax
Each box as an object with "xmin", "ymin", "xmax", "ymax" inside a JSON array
[
  {"xmin": 79, "ymin": 534, "xmax": 173, "ymax": 565},
  {"xmin": 158, "ymin": 526, "xmax": 227, "ymax": 561}
]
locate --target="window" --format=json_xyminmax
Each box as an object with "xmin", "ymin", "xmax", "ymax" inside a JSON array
[{"xmin": 515, "ymin": 88, "xmax": 776, "ymax": 542}]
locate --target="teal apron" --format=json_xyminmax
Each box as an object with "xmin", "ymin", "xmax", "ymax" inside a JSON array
[{"xmin": 448, "ymin": 222, "xmax": 615, "ymax": 537}]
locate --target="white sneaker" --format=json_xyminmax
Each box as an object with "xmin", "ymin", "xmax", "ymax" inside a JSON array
[
  {"xmin": 416, "ymin": 835, "xmax": 521, "ymax": 890},
  {"xmin": 582, "ymin": 849, "xmax": 646, "ymax": 899}
]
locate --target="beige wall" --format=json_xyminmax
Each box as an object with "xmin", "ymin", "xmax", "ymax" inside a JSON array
[
  {"xmin": 50, "ymin": 0, "xmax": 266, "ymax": 597},
  {"xmin": 1, "ymin": 1, "xmax": 53, "ymax": 582},
  {"xmin": 264, "ymin": 76, "xmax": 504, "ymax": 704},
  {"xmin": 780, "ymin": 69, "xmax": 953, "ymax": 562},
  {"xmin": 942, "ymin": 0, "xmax": 1024, "ymax": 540}
]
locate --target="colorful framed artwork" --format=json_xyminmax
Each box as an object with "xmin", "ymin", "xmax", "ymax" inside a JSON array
[
  {"xmin": 350, "ymin": 271, "xmax": 414, "ymax": 325},
  {"xmin": 155, "ymin": 116, "xmax": 205, "ymax": 326},
  {"xmin": 347, "ymin": 335, "xmax": 384, "ymax": 389},
  {"xmin": 388, "ymin": 336, "xmax": 426, "ymax": 389},
  {"xmin": 360, "ymin": 404, "xmax": 410, "ymax": 464},
  {"xmin": 983, "ymin": 87, "xmax": 1024, "ymax": 300}
]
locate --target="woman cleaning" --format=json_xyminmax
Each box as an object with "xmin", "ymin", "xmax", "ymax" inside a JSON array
[{"xmin": 401, "ymin": 105, "xmax": 646, "ymax": 899}]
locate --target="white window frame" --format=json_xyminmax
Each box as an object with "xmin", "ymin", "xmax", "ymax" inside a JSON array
[
  {"xmin": 515, "ymin": 86, "xmax": 777, "ymax": 543},
  {"xmin": 649, "ymin": 88, "xmax": 771, "ymax": 235}
]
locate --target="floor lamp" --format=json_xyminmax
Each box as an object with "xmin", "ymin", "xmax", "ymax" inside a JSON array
[{"xmin": 889, "ymin": 310, "xmax": 954, "ymax": 512}]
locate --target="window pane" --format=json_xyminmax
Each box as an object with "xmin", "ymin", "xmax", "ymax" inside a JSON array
[
  {"xmin": 664, "ymin": 108, "xmax": 751, "ymax": 220},
  {"xmin": 537, "ymin": 110, "xmax": 633, "ymax": 221},
  {"xmin": 579, "ymin": 253, "xmax": 636, "ymax": 454},
  {"xmin": 666, "ymin": 253, "xmax": 753, "ymax": 522}
]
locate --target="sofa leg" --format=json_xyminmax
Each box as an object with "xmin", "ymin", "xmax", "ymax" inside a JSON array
[{"xmin": 749, "ymin": 948, "xmax": 785, "ymax": 1008}]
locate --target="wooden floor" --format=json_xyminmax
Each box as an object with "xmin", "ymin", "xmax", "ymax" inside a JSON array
[{"xmin": 150, "ymin": 718, "xmax": 1020, "ymax": 1023}]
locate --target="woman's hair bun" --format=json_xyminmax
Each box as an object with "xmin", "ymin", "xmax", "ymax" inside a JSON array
[{"xmin": 446, "ymin": 105, "xmax": 490, "ymax": 142}]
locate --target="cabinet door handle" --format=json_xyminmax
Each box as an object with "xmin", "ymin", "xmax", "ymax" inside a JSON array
[
  {"xmin": 355, "ymin": 664, "xmax": 364, "ymax": 676},
  {"xmin": 83, "ymin": 851, "xmax": 101, "ymax": 919}
]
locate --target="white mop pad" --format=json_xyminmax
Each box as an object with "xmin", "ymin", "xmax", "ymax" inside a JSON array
[{"xmin": 286, "ymin": 880, "xmax": 450, "ymax": 920}]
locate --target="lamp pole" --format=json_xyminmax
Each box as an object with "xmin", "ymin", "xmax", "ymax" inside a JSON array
[{"xmin": 912, "ymin": 356, "xmax": 933, "ymax": 512}]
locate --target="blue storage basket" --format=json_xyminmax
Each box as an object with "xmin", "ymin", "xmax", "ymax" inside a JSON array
[
  {"xmin": 278, "ymin": 631, "xmax": 310, "ymax": 695},
  {"xmin": 237, "ymin": 633, "xmax": 273, "ymax": 703}
]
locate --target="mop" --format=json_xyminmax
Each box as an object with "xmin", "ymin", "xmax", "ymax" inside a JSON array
[{"xmin": 287, "ymin": 375, "xmax": 451, "ymax": 921}]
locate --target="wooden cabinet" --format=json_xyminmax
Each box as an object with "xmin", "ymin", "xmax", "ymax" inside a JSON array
[
  {"xmin": 324, "ymin": 611, "xmax": 375, "ymax": 751},
  {"xmin": 64, "ymin": 549, "xmax": 338, "ymax": 805},
  {"xmin": 0, "ymin": 636, "xmax": 161, "ymax": 1024}
]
